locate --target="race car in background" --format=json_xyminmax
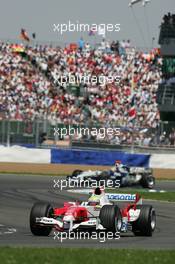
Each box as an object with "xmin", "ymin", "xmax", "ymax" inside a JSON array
[
  {"xmin": 30, "ymin": 189, "xmax": 156, "ymax": 237},
  {"xmin": 66, "ymin": 165, "xmax": 155, "ymax": 189}
]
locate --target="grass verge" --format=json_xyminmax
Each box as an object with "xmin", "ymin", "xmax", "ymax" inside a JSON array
[
  {"xmin": 106, "ymin": 189, "xmax": 175, "ymax": 202},
  {"xmin": 0, "ymin": 248, "xmax": 174, "ymax": 264}
]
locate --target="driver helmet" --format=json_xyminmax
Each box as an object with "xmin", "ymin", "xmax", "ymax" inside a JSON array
[
  {"xmin": 115, "ymin": 160, "xmax": 121, "ymax": 166},
  {"xmin": 88, "ymin": 187, "xmax": 102, "ymax": 206},
  {"xmin": 94, "ymin": 187, "xmax": 102, "ymax": 195}
]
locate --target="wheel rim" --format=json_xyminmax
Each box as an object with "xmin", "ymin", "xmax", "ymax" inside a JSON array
[
  {"xmin": 151, "ymin": 210, "xmax": 156, "ymax": 230},
  {"xmin": 148, "ymin": 178, "xmax": 154, "ymax": 188},
  {"xmin": 115, "ymin": 215, "xmax": 122, "ymax": 231}
]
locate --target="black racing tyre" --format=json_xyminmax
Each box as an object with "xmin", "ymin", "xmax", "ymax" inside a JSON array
[
  {"xmin": 140, "ymin": 174, "xmax": 155, "ymax": 189},
  {"xmin": 132, "ymin": 205, "xmax": 156, "ymax": 236},
  {"xmin": 99, "ymin": 205, "xmax": 122, "ymax": 232},
  {"xmin": 72, "ymin": 170, "xmax": 83, "ymax": 177},
  {"xmin": 30, "ymin": 202, "xmax": 53, "ymax": 236}
]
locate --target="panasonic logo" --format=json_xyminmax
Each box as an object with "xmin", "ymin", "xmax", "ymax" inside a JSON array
[{"xmin": 106, "ymin": 194, "xmax": 136, "ymax": 201}]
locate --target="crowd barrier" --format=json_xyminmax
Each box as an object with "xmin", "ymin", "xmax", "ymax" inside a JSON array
[
  {"xmin": 51, "ymin": 149, "xmax": 150, "ymax": 167},
  {"xmin": 0, "ymin": 145, "xmax": 174, "ymax": 168},
  {"xmin": 0, "ymin": 146, "xmax": 50, "ymax": 164}
]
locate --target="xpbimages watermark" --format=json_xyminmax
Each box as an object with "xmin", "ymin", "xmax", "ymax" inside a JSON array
[
  {"xmin": 53, "ymin": 73, "xmax": 121, "ymax": 87},
  {"xmin": 54, "ymin": 126, "xmax": 121, "ymax": 139},
  {"xmin": 53, "ymin": 178, "xmax": 120, "ymax": 190},
  {"xmin": 53, "ymin": 21, "xmax": 120, "ymax": 35},
  {"xmin": 53, "ymin": 231, "xmax": 120, "ymax": 243}
]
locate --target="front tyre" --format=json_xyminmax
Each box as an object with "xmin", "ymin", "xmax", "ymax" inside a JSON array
[
  {"xmin": 99, "ymin": 205, "xmax": 122, "ymax": 233},
  {"xmin": 30, "ymin": 202, "xmax": 53, "ymax": 236},
  {"xmin": 72, "ymin": 170, "xmax": 83, "ymax": 177},
  {"xmin": 132, "ymin": 205, "xmax": 156, "ymax": 236}
]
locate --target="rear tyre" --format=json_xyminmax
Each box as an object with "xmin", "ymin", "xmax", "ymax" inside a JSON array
[
  {"xmin": 132, "ymin": 205, "xmax": 156, "ymax": 236},
  {"xmin": 140, "ymin": 174, "xmax": 155, "ymax": 189},
  {"xmin": 30, "ymin": 202, "xmax": 53, "ymax": 236},
  {"xmin": 99, "ymin": 205, "xmax": 122, "ymax": 232}
]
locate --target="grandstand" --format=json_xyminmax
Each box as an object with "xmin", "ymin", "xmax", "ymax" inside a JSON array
[
  {"xmin": 157, "ymin": 13, "xmax": 175, "ymax": 142},
  {"xmin": 0, "ymin": 33, "xmax": 174, "ymax": 148}
]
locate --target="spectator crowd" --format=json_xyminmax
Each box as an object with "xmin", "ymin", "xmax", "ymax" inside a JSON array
[{"xmin": 0, "ymin": 38, "xmax": 174, "ymax": 146}]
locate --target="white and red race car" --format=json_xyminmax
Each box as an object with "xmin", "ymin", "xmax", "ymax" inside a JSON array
[{"xmin": 30, "ymin": 189, "xmax": 156, "ymax": 237}]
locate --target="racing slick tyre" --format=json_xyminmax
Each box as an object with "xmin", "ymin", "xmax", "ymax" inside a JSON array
[
  {"xmin": 30, "ymin": 202, "xmax": 53, "ymax": 236},
  {"xmin": 99, "ymin": 205, "xmax": 122, "ymax": 232},
  {"xmin": 132, "ymin": 205, "xmax": 156, "ymax": 236},
  {"xmin": 72, "ymin": 170, "xmax": 83, "ymax": 177},
  {"xmin": 140, "ymin": 174, "xmax": 155, "ymax": 189}
]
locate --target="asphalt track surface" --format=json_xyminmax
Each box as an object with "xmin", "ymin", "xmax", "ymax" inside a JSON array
[{"xmin": 0, "ymin": 174, "xmax": 175, "ymax": 249}]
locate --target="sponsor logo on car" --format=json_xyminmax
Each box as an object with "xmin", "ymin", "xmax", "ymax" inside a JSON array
[{"xmin": 106, "ymin": 193, "xmax": 136, "ymax": 201}]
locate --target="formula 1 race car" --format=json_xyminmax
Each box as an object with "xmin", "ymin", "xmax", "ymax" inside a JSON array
[
  {"xmin": 30, "ymin": 189, "xmax": 156, "ymax": 237},
  {"xmin": 66, "ymin": 166, "xmax": 155, "ymax": 189}
]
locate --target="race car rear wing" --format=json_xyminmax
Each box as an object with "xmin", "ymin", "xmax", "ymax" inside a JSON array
[{"xmin": 105, "ymin": 193, "xmax": 142, "ymax": 204}]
